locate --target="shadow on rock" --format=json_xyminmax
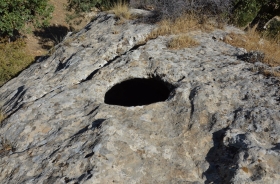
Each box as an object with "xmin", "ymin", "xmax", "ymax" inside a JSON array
[
  {"xmin": 33, "ymin": 25, "xmax": 69, "ymax": 50},
  {"xmin": 203, "ymin": 128, "xmax": 239, "ymax": 184},
  {"xmin": 272, "ymin": 143, "xmax": 280, "ymax": 150}
]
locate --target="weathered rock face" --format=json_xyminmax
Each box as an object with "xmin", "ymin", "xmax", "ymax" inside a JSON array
[{"xmin": 0, "ymin": 11, "xmax": 280, "ymax": 184}]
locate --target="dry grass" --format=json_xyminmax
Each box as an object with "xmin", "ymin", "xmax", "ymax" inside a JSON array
[
  {"xmin": 2, "ymin": 143, "xmax": 12, "ymax": 151},
  {"xmin": 262, "ymin": 69, "xmax": 280, "ymax": 78},
  {"xmin": 147, "ymin": 13, "xmax": 218, "ymax": 49},
  {"xmin": 148, "ymin": 13, "xmax": 215, "ymax": 39},
  {"xmin": 0, "ymin": 110, "xmax": 5, "ymax": 124},
  {"xmin": 224, "ymin": 26, "xmax": 280, "ymax": 67},
  {"xmin": 168, "ymin": 35, "xmax": 199, "ymax": 49},
  {"xmin": 0, "ymin": 39, "xmax": 34, "ymax": 86},
  {"xmin": 0, "ymin": 139, "xmax": 14, "ymax": 155},
  {"xmin": 110, "ymin": 1, "xmax": 131, "ymax": 20}
]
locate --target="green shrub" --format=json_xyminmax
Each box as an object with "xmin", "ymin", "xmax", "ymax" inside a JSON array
[
  {"xmin": 232, "ymin": 0, "xmax": 280, "ymax": 28},
  {"xmin": 232, "ymin": 0, "xmax": 262, "ymax": 27},
  {"xmin": 264, "ymin": 18, "xmax": 280, "ymax": 42},
  {"xmin": 0, "ymin": 0, "xmax": 54, "ymax": 37}
]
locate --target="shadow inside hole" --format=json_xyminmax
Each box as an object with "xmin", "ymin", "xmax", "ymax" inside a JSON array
[{"xmin": 104, "ymin": 78, "xmax": 172, "ymax": 107}]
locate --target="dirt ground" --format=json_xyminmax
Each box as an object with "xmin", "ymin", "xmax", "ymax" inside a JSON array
[{"xmin": 25, "ymin": 0, "xmax": 97, "ymax": 58}]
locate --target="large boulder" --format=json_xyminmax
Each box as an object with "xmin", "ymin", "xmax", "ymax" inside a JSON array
[{"xmin": 0, "ymin": 11, "xmax": 280, "ymax": 183}]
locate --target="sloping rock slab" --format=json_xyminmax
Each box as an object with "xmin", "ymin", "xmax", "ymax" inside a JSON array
[{"xmin": 0, "ymin": 12, "xmax": 280, "ymax": 184}]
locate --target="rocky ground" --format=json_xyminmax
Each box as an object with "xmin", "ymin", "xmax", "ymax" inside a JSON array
[{"xmin": 0, "ymin": 10, "xmax": 280, "ymax": 183}]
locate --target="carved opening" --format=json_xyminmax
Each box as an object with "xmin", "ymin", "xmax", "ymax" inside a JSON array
[{"xmin": 104, "ymin": 78, "xmax": 172, "ymax": 107}]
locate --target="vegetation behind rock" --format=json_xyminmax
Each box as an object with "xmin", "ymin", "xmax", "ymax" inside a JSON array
[
  {"xmin": 0, "ymin": 0, "xmax": 279, "ymax": 87},
  {"xmin": 0, "ymin": 0, "xmax": 54, "ymax": 38}
]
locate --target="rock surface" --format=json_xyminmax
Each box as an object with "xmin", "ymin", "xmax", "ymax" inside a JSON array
[{"xmin": 0, "ymin": 11, "xmax": 280, "ymax": 184}]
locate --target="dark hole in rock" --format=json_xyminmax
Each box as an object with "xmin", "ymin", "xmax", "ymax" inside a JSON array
[{"xmin": 104, "ymin": 78, "xmax": 172, "ymax": 107}]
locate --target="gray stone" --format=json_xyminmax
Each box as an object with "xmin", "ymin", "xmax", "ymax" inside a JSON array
[{"xmin": 0, "ymin": 10, "xmax": 280, "ymax": 183}]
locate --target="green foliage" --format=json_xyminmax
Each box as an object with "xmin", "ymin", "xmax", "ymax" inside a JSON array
[
  {"xmin": 264, "ymin": 18, "xmax": 280, "ymax": 42},
  {"xmin": 232, "ymin": 0, "xmax": 262, "ymax": 27},
  {"xmin": 0, "ymin": 0, "xmax": 54, "ymax": 37},
  {"xmin": 232, "ymin": 0, "xmax": 280, "ymax": 27},
  {"xmin": 268, "ymin": 19, "xmax": 280, "ymax": 36}
]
